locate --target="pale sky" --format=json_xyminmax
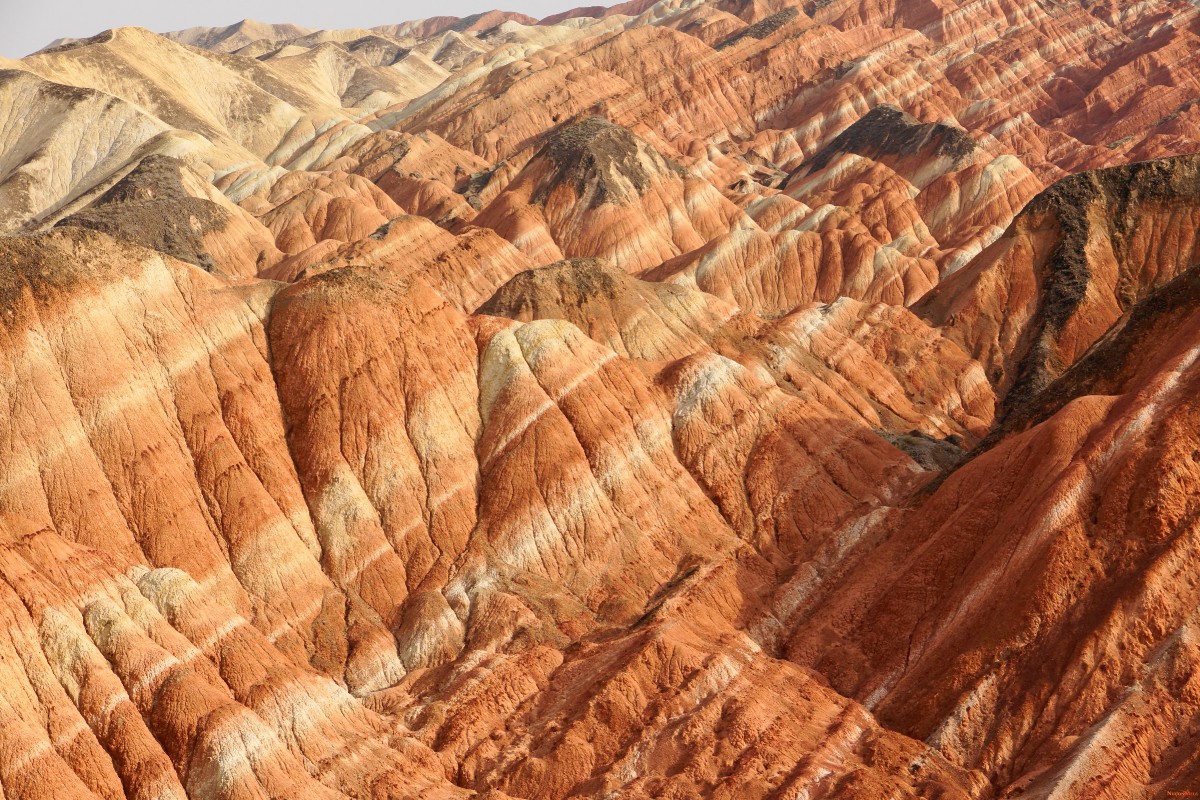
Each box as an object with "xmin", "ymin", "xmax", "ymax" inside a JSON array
[{"xmin": 0, "ymin": 0, "xmax": 602, "ymax": 58}]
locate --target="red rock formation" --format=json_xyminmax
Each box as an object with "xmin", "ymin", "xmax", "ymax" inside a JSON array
[
  {"xmin": 261, "ymin": 214, "xmax": 534, "ymax": 310},
  {"xmin": 253, "ymin": 171, "xmax": 402, "ymax": 253},
  {"xmin": 473, "ymin": 117, "xmax": 746, "ymax": 271},
  {"xmin": 7, "ymin": 1, "xmax": 1200, "ymax": 798},
  {"xmin": 478, "ymin": 257, "xmax": 740, "ymax": 360},
  {"xmin": 920, "ymin": 153, "xmax": 1200, "ymax": 408},
  {"xmin": 780, "ymin": 262, "xmax": 1200, "ymax": 799}
]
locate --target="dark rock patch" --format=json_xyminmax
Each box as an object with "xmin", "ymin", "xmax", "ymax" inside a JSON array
[
  {"xmin": 717, "ymin": 8, "xmax": 800, "ymax": 49},
  {"xmin": 531, "ymin": 117, "xmax": 685, "ymax": 206},
  {"xmin": 1003, "ymin": 154, "xmax": 1200, "ymax": 413},
  {"xmin": 800, "ymin": 103, "xmax": 977, "ymax": 175},
  {"xmin": 882, "ymin": 429, "xmax": 965, "ymax": 471},
  {"xmin": 55, "ymin": 155, "xmax": 229, "ymax": 272}
]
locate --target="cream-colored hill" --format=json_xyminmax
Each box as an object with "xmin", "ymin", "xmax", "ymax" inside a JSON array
[
  {"xmin": 165, "ymin": 19, "xmax": 314, "ymax": 52},
  {"xmin": 17, "ymin": 27, "xmax": 383, "ymax": 181}
]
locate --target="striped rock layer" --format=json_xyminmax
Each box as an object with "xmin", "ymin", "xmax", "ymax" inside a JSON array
[{"xmin": 3, "ymin": 0, "xmax": 1200, "ymax": 798}]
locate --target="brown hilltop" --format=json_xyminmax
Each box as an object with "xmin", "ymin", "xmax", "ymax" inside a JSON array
[
  {"xmin": 56, "ymin": 155, "xmax": 283, "ymax": 278},
  {"xmin": 478, "ymin": 257, "xmax": 741, "ymax": 360},
  {"xmin": 475, "ymin": 117, "xmax": 745, "ymax": 271},
  {"xmin": 790, "ymin": 103, "xmax": 979, "ymax": 185},
  {"xmin": 921, "ymin": 151, "xmax": 1200, "ymax": 411}
]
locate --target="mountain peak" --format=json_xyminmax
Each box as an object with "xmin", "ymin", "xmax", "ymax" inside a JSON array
[
  {"xmin": 534, "ymin": 116, "xmax": 685, "ymax": 204},
  {"xmin": 801, "ymin": 103, "xmax": 978, "ymax": 175}
]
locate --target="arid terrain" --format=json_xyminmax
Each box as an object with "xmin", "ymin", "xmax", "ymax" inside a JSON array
[{"xmin": 3, "ymin": 0, "xmax": 1200, "ymax": 796}]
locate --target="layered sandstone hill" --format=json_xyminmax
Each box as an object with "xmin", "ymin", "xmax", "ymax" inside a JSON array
[{"xmin": 5, "ymin": 0, "xmax": 1200, "ymax": 798}]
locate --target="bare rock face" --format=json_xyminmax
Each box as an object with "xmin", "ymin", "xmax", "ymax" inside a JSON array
[
  {"xmin": 793, "ymin": 103, "xmax": 979, "ymax": 185},
  {"xmin": 8, "ymin": 1, "xmax": 1200, "ymax": 798},
  {"xmin": 56, "ymin": 155, "xmax": 284, "ymax": 278},
  {"xmin": 780, "ymin": 282, "xmax": 1200, "ymax": 799},
  {"xmin": 921, "ymin": 153, "xmax": 1200, "ymax": 411},
  {"xmin": 263, "ymin": 214, "xmax": 534, "ymax": 310},
  {"xmin": 255, "ymin": 171, "xmax": 403, "ymax": 253},
  {"xmin": 475, "ymin": 118, "xmax": 746, "ymax": 271},
  {"xmin": 477, "ymin": 257, "xmax": 740, "ymax": 360},
  {"xmin": 0, "ymin": 69, "xmax": 170, "ymax": 234}
]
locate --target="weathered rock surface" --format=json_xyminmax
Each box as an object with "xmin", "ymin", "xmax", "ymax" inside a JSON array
[
  {"xmin": 56, "ymin": 155, "xmax": 284, "ymax": 278},
  {"xmin": 6, "ymin": 1, "xmax": 1200, "ymax": 798},
  {"xmin": 921, "ymin": 153, "xmax": 1200, "ymax": 412},
  {"xmin": 474, "ymin": 118, "xmax": 747, "ymax": 271}
]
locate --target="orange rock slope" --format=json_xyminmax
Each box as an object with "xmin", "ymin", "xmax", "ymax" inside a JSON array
[{"xmin": 3, "ymin": 0, "xmax": 1200, "ymax": 798}]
